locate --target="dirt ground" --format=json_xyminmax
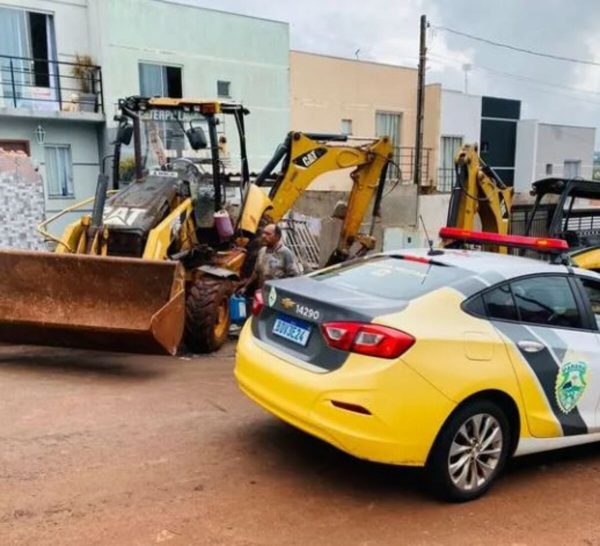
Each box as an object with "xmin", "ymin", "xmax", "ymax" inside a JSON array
[{"xmin": 1, "ymin": 342, "xmax": 600, "ymax": 546}]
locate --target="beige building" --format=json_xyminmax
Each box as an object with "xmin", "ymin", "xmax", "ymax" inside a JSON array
[{"xmin": 290, "ymin": 51, "xmax": 440, "ymax": 190}]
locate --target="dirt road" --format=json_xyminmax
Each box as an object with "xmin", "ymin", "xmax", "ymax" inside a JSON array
[{"xmin": 1, "ymin": 342, "xmax": 600, "ymax": 545}]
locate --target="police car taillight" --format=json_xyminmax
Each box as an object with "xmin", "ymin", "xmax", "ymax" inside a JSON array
[
  {"xmin": 321, "ymin": 322, "xmax": 415, "ymax": 359},
  {"xmin": 439, "ymin": 227, "xmax": 569, "ymax": 252},
  {"xmin": 251, "ymin": 290, "xmax": 265, "ymax": 316}
]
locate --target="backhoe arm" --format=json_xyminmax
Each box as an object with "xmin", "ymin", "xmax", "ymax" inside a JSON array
[
  {"xmin": 447, "ymin": 144, "xmax": 513, "ymax": 244},
  {"xmin": 260, "ymin": 132, "xmax": 392, "ymax": 262}
]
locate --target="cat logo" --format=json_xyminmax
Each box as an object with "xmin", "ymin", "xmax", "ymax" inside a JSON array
[{"xmin": 293, "ymin": 147, "xmax": 327, "ymax": 169}]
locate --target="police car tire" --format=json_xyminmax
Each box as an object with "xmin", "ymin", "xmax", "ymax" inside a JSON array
[
  {"xmin": 426, "ymin": 400, "xmax": 511, "ymax": 502},
  {"xmin": 184, "ymin": 277, "xmax": 232, "ymax": 354}
]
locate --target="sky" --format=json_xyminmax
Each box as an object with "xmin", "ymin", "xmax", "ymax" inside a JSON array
[{"xmin": 190, "ymin": 0, "xmax": 600, "ymax": 147}]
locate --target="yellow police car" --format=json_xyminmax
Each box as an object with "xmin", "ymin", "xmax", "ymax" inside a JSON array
[{"xmin": 234, "ymin": 229, "xmax": 600, "ymax": 501}]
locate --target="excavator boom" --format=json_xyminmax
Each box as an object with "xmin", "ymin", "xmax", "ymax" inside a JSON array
[
  {"xmin": 445, "ymin": 144, "xmax": 513, "ymax": 251},
  {"xmin": 252, "ymin": 132, "xmax": 392, "ymax": 263}
]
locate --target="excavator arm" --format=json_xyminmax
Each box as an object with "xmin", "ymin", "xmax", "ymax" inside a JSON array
[
  {"xmin": 446, "ymin": 144, "xmax": 513, "ymax": 248},
  {"xmin": 244, "ymin": 132, "xmax": 392, "ymax": 263}
]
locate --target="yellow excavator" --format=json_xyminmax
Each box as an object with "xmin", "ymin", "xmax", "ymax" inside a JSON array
[
  {"xmin": 442, "ymin": 144, "xmax": 600, "ymax": 269},
  {"xmin": 0, "ymin": 96, "xmax": 392, "ymax": 356},
  {"xmin": 444, "ymin": 143, "xmax": 513, "ymax": 247}
]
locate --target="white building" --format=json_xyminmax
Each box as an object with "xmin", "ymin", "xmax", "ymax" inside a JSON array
[
  {"xmin": 438, "ymin": 90, "xmax": 482, "ymax": 192},
  {"xmin": 0, "ymin": 0, "xmax": 290, "ymax": 235},
  {"xmin": 514, "ymin": 121, "xmax": 595, "ymax": 193}
]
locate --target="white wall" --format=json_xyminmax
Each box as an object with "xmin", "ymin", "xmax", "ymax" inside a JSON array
[
  {"xmin": 440, "ymin": 90, "xmax": 481, "ymax": 145},
  {"xmin": 88, "ymin": 0, "xmax": 290, "ymax": 171},
  {"xmin": 419, "ymin": 193, "xmax": 451, "ymax": 244},
  {"xmin": 514, "ymin": 119, "xmax": 538, "ymax": 193},
  {"xmin": 514, "ymin": 120, "xmax": 596, "ymax": 193},
  {"xmin": 536, "ymin": 124, "xmax": 595, "ymax": 180}
]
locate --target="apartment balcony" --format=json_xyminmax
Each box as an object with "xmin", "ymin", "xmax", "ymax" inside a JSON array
[{"xmin": 0, "ymin": 54, "xmax": 104, "ymax": 123}]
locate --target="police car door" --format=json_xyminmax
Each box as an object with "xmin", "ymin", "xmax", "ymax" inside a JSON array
[
  {"xmin": 574, "ymin": 274, "xmax": 600, "ymax": 430},
  {"xmin": 508, "ymin": 274, "xmax": 600, "ymax": 437}
]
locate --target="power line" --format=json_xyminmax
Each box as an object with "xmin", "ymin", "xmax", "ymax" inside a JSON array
[
  {"xmin": 432, "ymin": 24, "xmax": 600, "ymax": 68},
  {"xmin": 429, "ymin": 53, "xmax": 600, "ymax": 98}
]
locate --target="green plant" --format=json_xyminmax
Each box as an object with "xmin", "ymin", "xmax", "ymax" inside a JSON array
[
  {"xmin": 119, "ymin": 157, "xmax": 136, "ymax": 182},
  {"xmin": 71, "ymin": 54, "xmax": 96, "ymax": 93}
]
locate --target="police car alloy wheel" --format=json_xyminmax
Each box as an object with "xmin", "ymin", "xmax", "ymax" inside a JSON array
[{"xmin": 427, "ymin": 400, "xmax": 511, "ymax": 502}]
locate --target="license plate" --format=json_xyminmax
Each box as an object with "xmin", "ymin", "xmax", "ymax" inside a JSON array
[{"xmin": 272, "ymin": 316, "xmax": 311, "ymax": 347}]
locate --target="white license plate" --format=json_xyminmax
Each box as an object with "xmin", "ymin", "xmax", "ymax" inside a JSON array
[{"xmin": 272, "ymin": 317, "xmax": 311, "ymax": 346}]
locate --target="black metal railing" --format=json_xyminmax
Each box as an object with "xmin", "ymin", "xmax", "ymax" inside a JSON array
[
  {"xmin": 386, "ymin": 146, "xmax": 431, "ymax": 185},
  {"xmin": 0, "ymin": 54, "xmax": 104, "ymax": 113}
]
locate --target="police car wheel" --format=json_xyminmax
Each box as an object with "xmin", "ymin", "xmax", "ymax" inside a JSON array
[{"xmin": 426, "ymin": 400, "xmax": 510, "ymax": 502}]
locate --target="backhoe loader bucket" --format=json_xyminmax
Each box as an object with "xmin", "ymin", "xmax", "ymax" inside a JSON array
[{"xmin": 0, "ymin": 250, "xmax": 185, "ymax": 355}]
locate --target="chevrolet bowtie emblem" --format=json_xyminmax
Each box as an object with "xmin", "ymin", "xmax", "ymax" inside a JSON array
[{"xmin": 281, "ymin": 298, "xmax": 295, "ymax": 309}]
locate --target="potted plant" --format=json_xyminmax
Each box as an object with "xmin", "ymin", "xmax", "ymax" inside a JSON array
[{"xmin": 70, "ymin": 54, "xmax": 98, "ymax": 112}]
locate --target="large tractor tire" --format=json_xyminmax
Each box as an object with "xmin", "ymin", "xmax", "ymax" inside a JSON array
[{"xmin": 184, "ymin": 277, "xmax": 232, "ymax": 353}]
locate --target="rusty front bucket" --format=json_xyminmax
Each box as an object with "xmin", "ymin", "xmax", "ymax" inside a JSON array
[{"xmin": 0, "ymin": 250, "xmax": 185, "ymax": 355}]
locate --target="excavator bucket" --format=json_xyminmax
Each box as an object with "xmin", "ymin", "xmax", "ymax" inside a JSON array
[{"xmin": 0, "ymin": 250, "xmax": 185, "ymax": 355}]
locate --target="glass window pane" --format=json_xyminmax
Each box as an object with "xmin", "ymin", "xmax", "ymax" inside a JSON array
[
  {"xmin": 217, "ymin": 80, "xmax": 231, "ymax": 97},
  {"xmin": 375, "ymin": 112, "xmax": 401, "ymax": 145},
  {"xmin": 44, "ymin": 145, "xmax": 73, "ymax": 197},
  {"xmin": 139, "ymin": 63, "xmax": 165, "ymax": 96},
  {"xmin": 341, "ymin": 119, "xmax": 352, "ymax": 135},
  {"xmin": 464, "ymin": 294, "xmax": 485, "ymax": 317},
  {"xmin": 511, "ymin": 276, "xmax": 581, "ymax": 328},
  {"xmin": 483, "ymin": 284, "xmax": 518, "ymax": 321},
  {"xmin": 579, "ymin": 277, "xmax": 600, "ymax": 329}
]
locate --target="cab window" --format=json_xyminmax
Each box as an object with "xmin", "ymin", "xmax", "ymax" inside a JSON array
[
  {"xmin": 579, "ymin": 277, "xmax": 600, "ymax": 329},
  {"xmin": 482, "ymin": 284, "xmax": 518, "ymax": 321},
  {"xmin": 510, "ymin": 276, "xmax": 581, "ymax": 329}
]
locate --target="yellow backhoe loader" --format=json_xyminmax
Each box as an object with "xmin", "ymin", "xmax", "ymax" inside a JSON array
[
  {"xmin": 441, "ymin": 144, "xmax": 600, "ymax": 269},
  {"xmin": 0, "ymin": 96, "xmax": 392, "ymax": 356}
]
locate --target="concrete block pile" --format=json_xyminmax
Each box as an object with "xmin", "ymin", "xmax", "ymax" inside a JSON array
[{"xmin": 0, "ymin": 150, "xmax": 46, "ymax": 250}]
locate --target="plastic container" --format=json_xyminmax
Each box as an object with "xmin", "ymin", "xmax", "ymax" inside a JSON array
[
  {"xmin": 229, "ymin": 294, "xmax": 248, "ymax": 324},
  {"xmin": 214, "ymin": 209, "xmax": 234, "ymax": 242}
]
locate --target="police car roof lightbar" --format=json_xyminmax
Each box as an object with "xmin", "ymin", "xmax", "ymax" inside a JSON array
[{"xmin": 439, "ymin": 227, "xmax": 569, "ymax": 253}]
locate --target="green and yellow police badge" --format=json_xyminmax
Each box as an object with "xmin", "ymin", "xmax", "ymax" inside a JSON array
[{"xmin": 555, "ymin": 361, "xmax": 589, "ymax": 414}]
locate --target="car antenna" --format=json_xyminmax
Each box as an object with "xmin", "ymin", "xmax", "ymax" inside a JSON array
[{"xmin": 419, "ymin": 215, "xmax": 444, "ymax": 256}]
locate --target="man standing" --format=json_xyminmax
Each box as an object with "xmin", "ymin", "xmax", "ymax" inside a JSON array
[{"xmin": 241, "ymin": 223, "xmax": 300, "ymax": 293}]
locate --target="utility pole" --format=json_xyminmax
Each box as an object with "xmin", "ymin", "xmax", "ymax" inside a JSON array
[{"xmin": 413, "ymin": 14, "xmax": 427, "ymax": 189}]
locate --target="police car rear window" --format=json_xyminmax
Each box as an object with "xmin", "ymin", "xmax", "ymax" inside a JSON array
[{"xmin": 312, "ymin": 256, "xmax": 468, "ymax": 300}]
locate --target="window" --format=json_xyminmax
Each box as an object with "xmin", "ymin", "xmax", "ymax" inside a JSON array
[
  {"xmin": 217, "ymin": 80, "xmax": 231, "ymax": 98},
  {"xmin": 564, "ymin": 160, "xmax": 581, "ymax": 179},
  {"xmin": 375, "ymin": 112, "xmax": 401, "ymax": 145},
  {"xmin": 545, "ymin": 163, "xmax": 553, "ymax": 175},
  {"xmin": 439, "ymin": 136, "xmax": 463, "ymax": 192},
  {"xmin": 44, "ymin": 145, "xmax": 73, "ymax": 198},
  {"xmin": 482, "ymin": 284, "xmax": 518, "ymax": 321},
  {"xmin": 138, "ymin": 63, "xmax": 182, "ymax": 98},
  {"xmin": 376, "ymin": 111, "xmax": 402, "ymax": 182},
  {"xmin": 579, "ymin": 277, "xmax": 600, "ymax": 329},
  {"xmin": 0, "ymin": 7, "xmax": 56, "ymax": 99},
  {"xmin": 341, "ymin": 119, "xmax": 353, "ymax": 136},
  {"xmin": 511, "ymin": 276, "xmax": 581, "ymax": 328}
]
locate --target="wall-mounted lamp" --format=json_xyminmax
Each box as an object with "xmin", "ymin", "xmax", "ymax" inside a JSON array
[{"xmin": 34, "ymin": 124, "xmax": 46, "ymax": 145}]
